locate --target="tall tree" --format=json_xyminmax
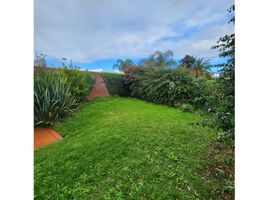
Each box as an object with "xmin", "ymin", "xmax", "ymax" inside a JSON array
[
  {"xmin": 180, "ymin": 55, "xmax": 196, "ymax": 68},
  {"xmin": 140, "ymin": 50, "xmax": 177, "ymax": 69},
  {"xmin": 179, "ymin": 55, "xmax": 212, "ymax": 78},
  {"xmin": 113, "ymin": 59, "xmax": 135, "ymax": 71},
  {"xmin": 192, "ymin": 58, "xmax": 212, "ymax": 78},
  {"xmin": 211, "ymin": 4, "xmax": 235, "ymax": 137}
]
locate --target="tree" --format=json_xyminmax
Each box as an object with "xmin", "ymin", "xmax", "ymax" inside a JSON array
[
  {"xmin": 192, "ymin": 58, "xmax": 212, "ymax": 78},
  {"xmin": 140, "ymin": 50, "xmax": 177, "ymax": 69},
  {"xmin": 113, "ymin": 59, "xmax": 135, "ymax": 71},
  {"xmin": 180, "ymin": 55, "xmax": 196, "ymax": 68},
  {"xmin": 211, "ymin": 4, "xmax": 235, "ymax": 138},
  {"xmin": 179, "ymin": 55, "xmax": 212, "ymax": 78}
]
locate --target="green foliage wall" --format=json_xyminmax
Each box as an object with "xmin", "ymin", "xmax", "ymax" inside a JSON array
[
  {"xmin": 102, "ymin": 72, "xmax": 128, "ymax": 96},
  {"xmin": 129, "ymin": 68, "xmax": 213, "ymax": 109},
  {"xmin": 59, "ymin": 68, "xmax": 95, "ymax": 102},
  {"xmin": 211, "ymin": 5, "xmax": 235, "ymax": 139}
]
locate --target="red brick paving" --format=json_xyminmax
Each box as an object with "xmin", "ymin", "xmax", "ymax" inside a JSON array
[
  {"xmin": 34, "ymin": 128, "xmax": 63, "ymax": 150},
  {"xmin": 87, "ymin": 73, "xmax": 110, "ymax": 100}
]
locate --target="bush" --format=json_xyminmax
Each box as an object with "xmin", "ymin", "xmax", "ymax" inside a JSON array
[
  {"xmin": 123, "ymin": 67, "xmax": 146, "ymax": 96},
  {"xmin": 128, "ymin": 68, "xmax": 212, "ymax": 109},
  {"xmin": 214, "ymin": 94, "xmax": 234, "ymax": 139},
  {"xmin": 129, "ymin": 68, "xmax": 192, "ymax": 106},
  {"xmin": 59, "ymin": 68, "xmax": 95, "ymax": 102},
  {"xmin": 102, "ymin": 72, "xmax": 127, "ymax": 96},
  {"xmin": 34, "ymin": 72, "xmax": 78, "ymax": 126},
  {"xmin": 189, "ymin": 79, "xmax": 209, "ymax": 108},
  {"xmin": 180, "ymin": 103, "xmax": 194, "ymax": 113}
]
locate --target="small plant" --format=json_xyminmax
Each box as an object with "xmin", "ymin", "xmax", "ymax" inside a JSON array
[
  {"xmin": 34, "ymin": 72, "xmax": 78, "ymax": 126},
  {"xmin": 180, "ymin": 103, "xmax": 194, "ymax": 113},
  {"xmin": 217, "ymin": 130, "xmax": 234, "ymax": 141}
]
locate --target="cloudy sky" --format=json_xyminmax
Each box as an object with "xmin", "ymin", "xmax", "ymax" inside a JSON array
[{"xmin": 35, "ymin": 0, "xmax": 234, "ymax": 72}]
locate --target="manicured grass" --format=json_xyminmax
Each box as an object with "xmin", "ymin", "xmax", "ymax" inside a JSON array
[{"xmin": 35, "ymin": 97, "xmax": 218, "ymax": 199}]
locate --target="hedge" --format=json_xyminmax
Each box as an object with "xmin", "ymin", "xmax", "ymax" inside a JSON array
[{"xmin": 102, "ymin": 72, "xmax": 128, "ymax": 96}]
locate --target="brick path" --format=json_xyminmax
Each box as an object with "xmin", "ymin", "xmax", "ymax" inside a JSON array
[
  {"xmin": 34, "ymin": 128, "xmax": 63, "ymax": 150},
  {"xmin": 87, "ymin": 73, "xmax": 110, "ymax": 100}
]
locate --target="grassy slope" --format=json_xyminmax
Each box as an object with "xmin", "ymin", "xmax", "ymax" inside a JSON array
[{"xmin": 35, "ymin": 97, "xmax": 218, "ymax": 199}]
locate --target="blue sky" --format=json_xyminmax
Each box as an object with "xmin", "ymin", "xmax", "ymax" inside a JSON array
[{"xmin": 35, "ymin": 0, "xmax": 234, "ymax": 73}]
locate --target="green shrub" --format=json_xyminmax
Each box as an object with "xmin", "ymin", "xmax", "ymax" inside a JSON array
[
  {"xmin": 59, "ymin": 68, "xmax": 95, "ymax": 102},
  {"xmin": 200, "ymin": 78, "xmax": 234, "ymax": 140},
  {"xmin": 102, "ymin": 72, "xmax": 127, "ymax": 96},
  {"xmin": 214, "ymin": 94, "xmax": 234, "ymax": 139},
  {"xmin": 34, "ymin": 72, "xmax": 78, "ymax": 126},
  {"xmin": 122, "ymin": 67, "xmax": 146, "ymax": 96},
  {"xmin": 180, "ymin": 103, "xmax": 194, "ymax": 113},
  {"xmin": 189, "ymin": 79, "xmax": 209, "ymax": 108},
  {"xmin": 128, "ymin": 68, "xmax": 212, "ymax": 109},
  {"xmin": 130, "ymin": 68, "xmax": 192, "ymax": 106},
  {"xmin": 211, "ymin": 6, "xmax": 234, "ymax": 140},
  {"xmin": 202, "ymin": 80, "xmax": 219, "ymax": 111}
]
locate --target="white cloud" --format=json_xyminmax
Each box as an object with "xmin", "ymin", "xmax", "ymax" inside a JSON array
[
  {"xmin": 91, "ymin": 68, "xmax": 103, "ymax": 72},
  {"xmin": 35, "ymin": 0, "xmax": 234, "ymax": 62},
  {"xmin": 78, "ymin": 68, "xmax": 88, "ymax": 71}
]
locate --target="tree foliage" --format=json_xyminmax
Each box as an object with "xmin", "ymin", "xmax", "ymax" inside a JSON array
[
  {"xmin": 140, "ymin": 50, "xmax": 177, "ymax": 69},
  {"xmin": 211, "ymin": 4, "xmax": 235, "ymax": 139},
  {"xmin": 102, "ymin": 73, "xmax": 128, "ymax": 96},
  {"xmin": 179, "ymin": 55, "xmax": 212, "ymax": 78},
  {"xmin": 180, "ymin": 55, "xmax": 196, "ymax": 68},
  {"xmin": 59, "ymin": 68, "xmax": 95, "ymax": 102},
  {"xmin": 113, "ymin": 59, "xmax": 135, "ymax": 71},
  {"xmin": 192, "ymin": 58, "xmax": 212, "ymax": 78},
  {"xmin": 128, "ymin": 68, "xmax": 212, "ymax": 109}
]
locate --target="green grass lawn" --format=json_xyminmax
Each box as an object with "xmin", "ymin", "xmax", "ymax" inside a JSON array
[{"xmin": 34, "ymin": 97, "xmax": 219, "ymax": 199}]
